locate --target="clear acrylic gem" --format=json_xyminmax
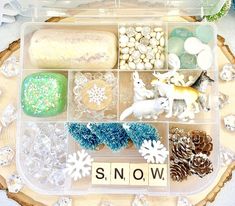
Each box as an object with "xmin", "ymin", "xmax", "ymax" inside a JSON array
[
  {"xmin": 48, "ymin": 169, "xmax": 66, "ymax": 186},
  {"xmin": 132, "ymin": 195, "xmax": 149, "ymax": 206},
  {"xmin": 0, "ymin": 104, "xmax": 17, "ymax": 127},
  {"xmin": 220, "ymin": 64, "xmax": 235, "ymax": 81},
  {"xmin": 0, "ymin": 146, "xmax": 14, "ymax": 166},
  {"xmin": 224, "ymin": 114, "xmax": 235, "ymax": 132},
  {"xmin": 220, "ymin": 146, "xmax": 235, "ymax": 167},
  {"xmin": 24, "ymin": 157, "xmax": 42, "ymax": 175},
  {"xmin": 6, "ymin": 173, "xmax": 24, "ymax": 193},
  {"xmin": 1, "ymin": 56, "xmax": 20, "ymax": 78},
  {"xmin": 217, "ymin": 92, "xmax": 229, "ymax": 109},
  {"xmin": 54, "ymin": 197, "xmax": 72, "ymax": 206},
  {"xmin": 177, "ymin": 196, "xmax": 192, "ymax": 206}
]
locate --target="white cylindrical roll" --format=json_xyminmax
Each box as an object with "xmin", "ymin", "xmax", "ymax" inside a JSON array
[{"xmin": 29, "ymin": 29, "xmax": 118, "ymax": 70}]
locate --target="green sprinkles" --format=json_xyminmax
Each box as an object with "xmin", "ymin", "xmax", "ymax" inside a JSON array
[{"xmin": 21, "ymin": 72, "xmax": 67, "ymax": 117}]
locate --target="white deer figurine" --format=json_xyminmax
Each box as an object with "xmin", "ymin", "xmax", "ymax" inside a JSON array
[{"xmin": 133, "ymin": 71, "xmax": 154, "ymax": 102}]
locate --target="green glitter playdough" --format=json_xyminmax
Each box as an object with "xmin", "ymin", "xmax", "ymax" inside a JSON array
[{"xmin": 21, "ymin": 72, "xmax": 67, "ymax": 117}]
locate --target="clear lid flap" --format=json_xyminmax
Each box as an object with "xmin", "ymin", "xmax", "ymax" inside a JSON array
[{"xmin": 15, "ymin": 0, "xmax": 227, "ymax": 18}]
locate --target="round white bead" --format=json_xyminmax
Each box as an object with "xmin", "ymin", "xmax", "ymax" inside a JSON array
[
  {"xmin": 140, "ymin": 54, "xmax": 146, "ymax": 59},
  {"xmin": 131, "ymin": 50, "xmax": 141, "ymax": 60},
  {"xmin": 150, "ymin": 32, "xmax": 157, "ymax": 37},
  {"xmin": 120, "ymin": 64, "xmax": 127, "ymax": 70},
  {"xmin": 138, "ymin": 44, "xmax": 148, "ymax": 54},
  {"xmin": 154, "ymin": 59, "xmax": 164, "ymax": 69},
  {"xmin": 119, "ymin": 35, "xmax": 129, "ymax": 44},
  {"xmin": 130, "ymin": 37, "xmax": 135, "ymax": 43},
  {"xmin": 168, "ymin": 53, "xmax": 181, "ymax": 70},
  {"xmin": 128, "ymin": 62, "xmax": 136, "ymax": 70},
  {"xmin": 150, "ymin": 38, "xmax": 157, "ymax": 46},
  {"xmin": 129, "ymin": 56, "xmax": 133, "ymax": 62},
  {"xmin": 121, "ymin": 47, "xmax": 129, "ymax": 54},
  {"xmin": 145, "ymin": 62, "xmax": 153, "ymax": 70},
  {"xmin": 135, "ymin": 27, "xmax": 142, "ymax": 32},
  {"xmin": 122, "ymin": 54, "xmax": 129, "ymax": 60},
  {"xmin": 154, "ymin": 27, "xmax": 163, "ymax": 32},
  {"xmin": 136, "ymin": 62, "xmax": 145, "ymax": 70},
  {"xmin": 119, "ymin": 42, "xmax": 127, "ymax": 48},
  {"xmin": 127, "ymin": 42, "xmax": 135, "ymax": 48},
  {"xmin": 156, "ymin": 32, "xmax": 161, "ymax": 40},
  {"xmin": 160, "ymin": 37, "xmax": 165, "ymax": 47},
  {"xmin": 184, "ymin": 37, "xmax": 204, "ymax": 55},
  {"xmin": 119, "ymin": 27, "xmax": 126, "ymax": 34},
  {"xmin": 135, "ymin": 33, "xmax": 142, "ymax": 41}
]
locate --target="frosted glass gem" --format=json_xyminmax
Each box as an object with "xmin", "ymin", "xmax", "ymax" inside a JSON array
[
  {"xmin": 220, "ymin": 63, "xmax": 235, "ymax": 81},
  {"xmin": 170, "ymin": 27, "xmax": 193, "ymax": 40},
  {"xmin": 184, "ymin": 37, "xmax": 203, "ymax": 55},
  {"xmin": 180, "ymin": 53, "xmax": 197, "ymax": 69},
  {"xmin": 197, "ymin": 49, "xmax": 213, "ymax": 70},
  {"xmin": 6, "ymin": 173, "xmax": 24, "ymax": 193},
  {"xmin": 168, "ymin": 53, "xmax": 181, "ymax": 70},
  {"xmin": 195, "ymin": 25, "xmax": 214, "ymax": 44},
  {"xmin": 0, "ymin": 104, "xmax": 17, "ymax": 127},
  {"xmin": 220, "ymin": 146, "xmax": 235, "ymax": 167},
  {"xmin": 0, "ymin": 146, "xmax": 14, "ymax": 166},
  {"xmin": 1, "ymin": 56, "xmax": 20, "ymax": 78},
  {"xmin": 168, "ymin": 37, "xmax": 185, "ymax": 56}
]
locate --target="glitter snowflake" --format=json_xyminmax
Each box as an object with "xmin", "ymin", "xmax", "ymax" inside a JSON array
[
  {"xmin": 87, "ymin": 84, "xmax": 107, "ymax": 105},
  {"xmin": 139, "ymin": 140, "xmax": 169, "ymax": 164},
  {"xmin": 65, "ymin": 150, "xmax": 93, "ymax": 181}
]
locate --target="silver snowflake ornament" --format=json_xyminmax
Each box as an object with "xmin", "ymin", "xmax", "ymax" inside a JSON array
[
  {"xmin": 139, "ymin": 140, "xmax": 169, "ymax": 164},
  {"xmin": 65, "ymin": 150, "xmax": 93, "ymax": 181},
  {"xmin": 87, "ymin": 84, "xmax": 107, "ymax": 105}
]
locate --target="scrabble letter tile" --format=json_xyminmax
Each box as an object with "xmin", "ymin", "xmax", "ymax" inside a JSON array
[
  {"xmin": 149, "ymin": 164, "xmax": 167, "ymax": 187},
  {"xmin": 130, "ymin": 164, "xmax": 148, "ymax": 186},
  {"xmin": 111, "ymin": 163, "xmax": 129, "ymax": 185},
  {"xmin": 92, "ymin": 162, "xmax": 110, "ymax": 185}
]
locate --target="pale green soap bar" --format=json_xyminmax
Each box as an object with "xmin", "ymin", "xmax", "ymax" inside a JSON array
[
  {"xmin": 170, "ymin": 27, "xmax": 193, "ymax": 40},
  {"xmin": 168, "ymin": 37, "xmax": 185, "ymax": 56},
  {"xmin": 21, "ymin": 72, "xmax": 67, "ymax": 117},
  {"xmin": 195, "ymin": 25, "xmax": 214, "ymax": 44},
  {"xmin": 180, "ymin": 53, "xmax": 197, "ymax": 69}
]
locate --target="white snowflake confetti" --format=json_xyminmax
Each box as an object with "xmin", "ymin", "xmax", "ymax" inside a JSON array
[
  {"xmin": 54, "ymin": 197, "xmax": 72, "ymax": 206},
  {"xmin": 65, "ymin": 150, "xmax": 93, "ymax": 181},
  {"xmin": 87, "ymin": 84, "xmax": 107, "ymax": 105},
  {"xmin": 139, "ymin": 140, "xmax": 169, "ymax": 164}
]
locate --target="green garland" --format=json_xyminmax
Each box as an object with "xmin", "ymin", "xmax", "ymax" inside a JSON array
[{"xmin": 206, "ymin": 0, "xmax": 232, "ymax": 22}]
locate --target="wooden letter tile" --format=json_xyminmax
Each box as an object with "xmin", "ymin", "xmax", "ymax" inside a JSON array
[
  {"xmin": 92, "ymin": 162, "xmax": 110, "ymax": 185},
  {"xmin": 130, "ymin": 164, "xmax": 148, "ymax": 186},
  {"xmin": 148, "ymin": 164, "xmax": 167, "ymax": 187},
  {"xmin": 111, "ymin": 163, "xmax": 129, "ymax": 185}
]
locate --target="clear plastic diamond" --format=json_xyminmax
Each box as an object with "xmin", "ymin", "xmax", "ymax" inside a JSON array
[
  {"xmin": 0, "ymin": 104, "xmax": 17, "ymax": 127},
  {"xmin": 54, "ymin": 197, "xmax": 72, "ymax": 206},
  {"xmin": 24, "ymin": 157, "xmax": 42, "ymax": 175},
  {"xmin": 0, "ymin": 146, "xmax": 14, "ymax": 166},
  {"xmin": 220, "ymin": 64, "xmax": 235, "ymax": 81},
  {"xmin": 48, "ymin": 169, "xmax": 66, "ymax": 186},
  {"xmin": 1, "ymin": 56, "xmax": 20, "ymax": 78},
  {"xmin": 224, "ymin": 114, "xmax": 235, "ymax": 132},
  {"xmin": 177, "ymin": 196, "xmax": 192, "ymax": 206},
  {"xmin": 220, "ymin": 146, "xmax": 235, "ymax": 167},
  {"xmin": 217, "ymin": 92, "xmax": 230, "ymax": 109},
  {"xmin": 132, "ymin": 195, "xmax": 149, "ymax": 206},
  {"xmin": 6, "ymin": 173, "xmax": 24, "ymax": 193}
]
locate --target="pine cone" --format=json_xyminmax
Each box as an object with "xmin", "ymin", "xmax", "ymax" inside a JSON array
[
  {"xmin": 169, "ymin": 127, "xmax": 187, "ymax": 143},
  {"xmin": 189, "ymin": 153, "xmax": 213, "ymax": 178},
  {"xmin": 188, "ymin": 130, "xmax": 213, "ymax": 156},
  {"xmin": 170, "ymin": 160, "xmax": 190, "ymax": 182},
  {"xmin": 171, "ymin": 137, "xmax": 195, "ymax": 161}
]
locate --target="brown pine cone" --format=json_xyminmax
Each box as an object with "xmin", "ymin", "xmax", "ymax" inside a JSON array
[
  {"xmin": 170, "ymin": 160, "xmax": 190, "ymax": 182},
  {"xmin": 171, "ymin": 136, "xmax": 195, "ymax": 161},
  {"xmin": 189, "ymin": 153, "xmax": 213, "ymax": 178},
  {"xmin": 169, "ymin": 127, "xmax": 187, "ymax": 143},
  {"xmin": 188, "ymin": 130, "xmax": 213, "ymax": 156}
]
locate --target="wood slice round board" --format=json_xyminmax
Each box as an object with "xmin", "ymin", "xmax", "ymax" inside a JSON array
[{"xmin": 0, "ymin": 16, "xmax": 235, "ymax": 206}]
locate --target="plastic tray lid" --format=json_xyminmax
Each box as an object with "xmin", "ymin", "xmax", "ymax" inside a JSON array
[{"xmin": 15, "ymin": 0, "xmax": 227, "ymax": 18}]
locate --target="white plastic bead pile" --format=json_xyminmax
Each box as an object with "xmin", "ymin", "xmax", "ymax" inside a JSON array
[{"xmin": 119, "ymin": 26, "xmax": 165, "ymax": 70}]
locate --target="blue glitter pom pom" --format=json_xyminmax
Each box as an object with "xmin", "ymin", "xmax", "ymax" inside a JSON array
[
  {"xmin": 123, "ymin": 123, "xmax": 160, "ymax": 149},
  {"xmin": 68, "ymin": 123, "xmax": 102, "ymax": 150},
  {"xmin": 88, "ymin": 123, "xmax": 129, "ymax": 152}
]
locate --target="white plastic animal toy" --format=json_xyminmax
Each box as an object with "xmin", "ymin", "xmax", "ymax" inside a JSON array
[
  {"xmin": 133, "ymin": 71, "xmax": 154, "ymax": 102},
  {"xmin": 120, "ymin": 97, "xmax": 169, "ymax": 120}
]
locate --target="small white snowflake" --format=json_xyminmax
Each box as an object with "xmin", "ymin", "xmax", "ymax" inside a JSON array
[
  {"xmin": 65, "ymin": 150, "xmax": 93, "ymax": 181},
  {"xmin": 87, "ymin": 84, "xmax": 107, "ymax": 105},
  {"xmin": 139, "ymin": 140, "xmax": 169, "ymax": 164}
]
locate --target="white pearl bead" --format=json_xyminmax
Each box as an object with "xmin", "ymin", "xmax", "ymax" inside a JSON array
[
  {"xmin": 119, "ymin": 42, "xmax": 127, "ymax": 48},
  {"xmin": 160, "ymin": 54, "xmax": 165, "ymax": 61},
  {"xmin": 168, "ymin": 53, "xmax": 181, "ymax": 70},
  {"xmin": 150, "ymin": 32, "xmax": 156, "ymax": 37},
  {"xmin": 145, "ymin": 62, "xmax": 153, "ymax": 70},
  {"xmin": 121, "ymin": 47, "xmax": 129, "ymax": 54},
  {"xmin": 138, "ymin": 44, "xmax": 148, "ymax": 54},
  {"xmin": 134, "ymin": 59, "xmax": 141, "ymax": 64},
  {"xmin": 122, "ymin": 54, "xmax": 129, "ymax": 60},
  {"xmin": 140, "ymin": 54, "xmax": 146, "ymax": 59},
  {"xmin": 150, "ymin": 59, "xmax": 155, "ymax": 64},
  {"xmin": 131, "ymin": 50, "xmax": 141, "ymax": 60},
  {"xmin": 150, "ymin": 38, "xmax": 157, "ymax": 46},
  {"xmin": 120, "ymin": 64, "xmax": 127, "ymax": 70},
  {"xmin": 130, "ymin": 37, "xmax": 135, "ymax": 43},
  {"xmin": 154, "ymin": 59, "xmax": 164, "ymax": 69},
  {"xmin": 129, "ymin": 56, "xmax": 133, "ymax": 62},
  {"xmin": 128, "ymin": 62, "xmax": 136, "ymax": 69},
  {"xmin": 119, "ymin": 27, "xmax": 126, "ymax": 34},
  {"xmin": 119, "ymin": 35, "xmax": 129, "ymax": 44},
  {"xmin": 160, "ymin": 37, "xmax": 165, "ymax": 47},
  {"xmin": 154, "ymin": 27, "xmax": 163, "ymax": 32},
  {"xmin": 127, "ymin": 42, "xmax": 135, "ymax": 48},
  {"xmin": 129, "ymin": 47, "xmax": 135, "ymax": 54},
  {"xmin": 143, "ymin": 58, "xmax": 149, "ymax": 63},
  {"xmin": 120, "ymin": 60, "xmax": 126, "ymax": 66},
  {"xmin": 184, "ymin": 37, "xmax": 203, "ymax": 55},
  {"xmin": 135, "ymin": 33, "xmax": 142, "ymax": 41},
  {"xmin": 156, "ymin": 32, "xmax": 161, "ymax": 40},
  {"xmin": 153, "ymin": 48, "xmax": 158, "ymax": 53},
  {"xmin": 136, "ymin": 62, "xmax": 145, "ymax": 70},
  {"xmin": 135, "ymin": 27, "xmax": 142, "ymax": 32}
]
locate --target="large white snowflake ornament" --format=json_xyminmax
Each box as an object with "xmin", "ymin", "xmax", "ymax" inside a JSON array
[
  {"xmin": 65, "ymin": 150, "xmax": 93, "ymax": 181},
  {"xmin": 87, "ymin": 84, "xmax": 107, "ymax": 105},
  {"xmin": 139, "ymin": 140, "xmax": 169, "ymax": 164}
]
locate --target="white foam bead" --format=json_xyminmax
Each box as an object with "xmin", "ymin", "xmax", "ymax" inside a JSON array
[
  {"xmin": 145, "ymin": 62, "xmax": 153, "ymax": 70},
  {"xmin": 160, "ymin": 37, "xmax": 165, "ymax": 47},
  {"xmin": 136, "ymin": 62, "xmax": 145, "ymax": 70},
  {"xmin": 122, "ymin": 54, "xmax": 129, "ymax": 60},
  {"xmin": 128, "ymin": 62, "xmax": 136, "ymax": 70},
  {"xmin": 197, "ymin": 49, "xmax": 213, "ymax": 70},
  {"xmin": 121, "ymin": 47, "xmax": 129, "ymax": 54},
  {"xmin": 119, "ymin": 27, "xmax": 126, "ymax": 34},
  {"xmin": 154, "ymin": 59, "xmax": 164, "ymax": 69},
  {"xmin": 119, "ymin": 35, "xmax": 129, "ymax": 44},
  {"xmin": 135, "ymin": 27, "xmax": 142, "ymax": 32},
  {"xmin": 168, "ymin": 53, "xmax": 181, "ymax": 70},
  {"xmin": 184, "ymin": 37, "xmax": 204, "ymax": 55}
]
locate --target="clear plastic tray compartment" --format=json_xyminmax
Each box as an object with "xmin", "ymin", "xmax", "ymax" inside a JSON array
[{"xmin": 17, "ymin": 21, "xmax": 219, "ymax": 195}]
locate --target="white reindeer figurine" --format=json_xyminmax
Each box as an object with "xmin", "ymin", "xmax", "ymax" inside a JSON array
[
  {"xmin": 152, "ymin": 71, "xmax": 200, "ymax": 118},
  {"xmin": 133, "ymin": 71, "xmax": 154, "ymax": 102}
]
